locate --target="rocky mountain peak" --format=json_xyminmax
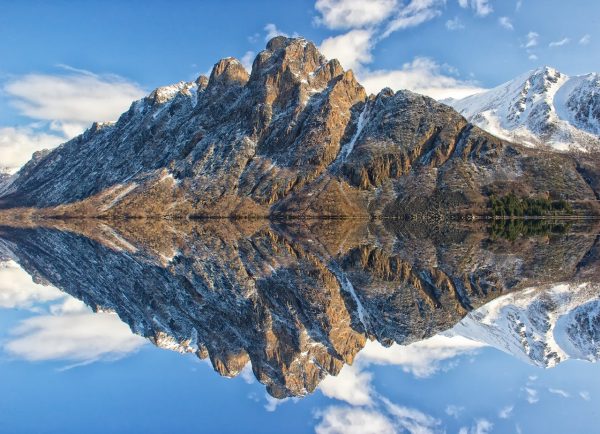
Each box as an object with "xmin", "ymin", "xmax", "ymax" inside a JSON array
[
  {"xmin": 265, "ymin": 35, "xmax": 294, "ymax": 51},
  {"xmin": 377, "ymin": 87, "xmax": 396, "ymax": 99},
  {"xmin": 146, "ymin": 81, "xmax": 198, "ymax": 105},
  {"xmin": 318, "ymin": 57, "xmax": 345, "ymax": 79},
  {"xmin": 534, "ymin": 65, "xmax": 561, "ymax": 78},
  {"xmin": 195, "ymin": 74, "xmax": 209, "ymax": 90},
  {"xmin": 249, "ymin": 37, "xmax": 327, "ymax": 89},
  {"xmin": 525, "ymin": 65, "xmax": 565, "ymax": 95},
  {"xmin": 208, "ymin": 57, "xmax": 249, "ymax": 89},
  {"xmin": 89, "ymin": 121, "xmax": 115, "ymax": 134},
  {"xmin": 2, "ymin": 37, "xmax": 600, "ymax": 216}
]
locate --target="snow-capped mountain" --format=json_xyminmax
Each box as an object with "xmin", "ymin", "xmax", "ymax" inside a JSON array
[
  {"xmin": 450, "ymin": 282, "xmax": 600, "ymax": 367},
  {"xmin": 0, "ymin": 170, "xmax": 14, "ymax": 196},
  {"xmin": 446, "ymin": 67, "xmax": 600, "ymax": 151}
]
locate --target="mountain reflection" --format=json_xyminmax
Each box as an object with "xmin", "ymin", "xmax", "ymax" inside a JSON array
[{"xmin": 1, "ymin": 219, "xmax": 599, "ymax": 398}]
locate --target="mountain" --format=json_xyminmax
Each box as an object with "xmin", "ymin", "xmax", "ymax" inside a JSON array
[
  {"xmin": 0, "ymin": 171, "xmax": 13, "ymax": 196},
  {"xmin": 450, "ymin": 282, "xmax": 600, "ymax": 367},
  {"xmin": 1, "ymin": 219, "xmax": 599, "ymax": 397},
  {"xmin": 1, "ymin": 38, "xmax": 599, "ymax": 217},
  {"xmin": 446, "ymin": 67, "xmax": 600, "ymax": 152}
]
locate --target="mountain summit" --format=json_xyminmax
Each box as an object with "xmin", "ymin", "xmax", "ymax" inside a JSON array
[
  {"xmin": 446, "ymin": 66, "xmax": 600, "ymax": 151},
  {"xmin": 1, "ymin": 38, "xmax": 599, "ymax": 218}
]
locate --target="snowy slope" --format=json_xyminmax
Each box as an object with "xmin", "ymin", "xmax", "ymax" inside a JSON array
[
  {"xmin": 0, "ymin": 170, "xmax": 15, "ymax": 196},
  {"xmin": 446, "ymin": 67, "xmax": 600, "ymax": 151},
  {"xmin": 448, "ymin": 282, "xmax": 600, "ymax": 367}
]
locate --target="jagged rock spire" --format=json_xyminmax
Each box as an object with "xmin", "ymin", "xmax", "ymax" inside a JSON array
[{"xmin": 208, "ymin": 57, "xmax": 249, "ymax": 89}]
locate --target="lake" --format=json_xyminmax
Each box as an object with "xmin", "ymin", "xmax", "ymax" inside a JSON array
[{"xmin": 0, "ymin": 219, "xmax": 599, "ymax": 433}]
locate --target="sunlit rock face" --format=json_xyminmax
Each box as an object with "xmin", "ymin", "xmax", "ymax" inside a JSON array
[
  {"xmin": 1, "ymin": 37, "xmax": 599, "ymax": 217},
  {"xmin": 1, "ymin": 219, "xmax": 599, "ymax": 398}
]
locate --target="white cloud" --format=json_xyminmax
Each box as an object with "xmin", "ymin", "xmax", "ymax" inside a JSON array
[
  {"xmin": 319, "ymin": 363, "xmax": 374, "ymax": 405},
  {"xmin": 317, "ymin": 335, "xmax": 474, "ymax": 433},
  {"xmin": 458, "ymin": 419, "xmax": 493, "ymax": 434},
  {"xmin": 315, "ymin": 406, "xmax": 396, "ymax": 434},
  {"xmin": 548, "ymin": 388, "xmax": 570, "ymax": 398},
  {"xmin": 579, "ymin": 34, "xmax": 591, "ymax": 45},
  {"xmin": 579, "ymin": 391, "xmax": 591, "ymax": 401},
  {"xmin": 0, "ymin": 260, "xmax": 65, "ymax": 308},
  {"xmin": 316, "ymin": 335, "xmax": 458, "ymax": 434},
  {"xmin": 382, "ymin": 0, "xmax": 445, "ymax": 37},
  {"xmin": 356, "ymin": 335, "xmax": 485, "ymax": 378},
  {"xmin": 383, "ymin": 398, "xmax": 443, "ymax": 434},
  {"xmin": 446, "ymin": 17, "xmax": 465, "ymax": 30},
  {"xmin": 315, "ymin": 0, "xmax": 444, "ymax": 37},
  {"xmin": 523, "ymin": 31, "xmax": 539, "ymax": 48},
  {"xmin": 458, "ymin": 0, "xmax": 494, "ymax": 17},
  {"xmin": 1, "ymin": 68, "xmax": 145, "ymax": 172},
  {"xmin": 446, "ymin": 405, "xmax": 465, "ymax": 418},
  {"xmin": 316, "ymin": 396, "xmax": 446, "ymax": 434},
  {"xmin": 314, "ymin": 0, "xmax": 397, "ymax": 29},
  {"xmin": 315, "ymin": 1, "xmax": 472, "ymax": 101},
  {"xmin": 549, "ymin": 37, "xmax": 570, "ymax": 48},
  {"xmin": 264, "ymin": 394, "xmax": 291, "ymax": 411},
  {"xmin": 240, "ymin": 50, "xmax": 256, "ymax": 72},
  {"xmin": 247, "ymin": 32, "xmax": 261, "ymax": 44},
  {"xmin": 4, "ymin": 297, "xmax": 146, "ymax": 363},
  {"xmin": 1, "ymin": 262, "xmax": 144, "ymax": 366},
  {"xmin": 524, "ymin": 387, "xmax": 539, "ymax": 404},
  {"xmin": 523, "ymin": 32, "xmax": 539, "ymax": 61},
  {"xmin": 319, "ymin": 29, "xmax": 374, "ymax": 71},
  {"xmin": 516, "ymin": 0, "xmax": 523, "ymax": 11},
  {"xmin": 4, "ymin": 69, "xmax": 145, "ymax": 137},
  {"xmin": 498, "ymin": 16, "xmax": 514, "ymax": 30},
  {"xmin": 239, "ymin": 362, "xmax": 255, "ymax": 384},
  {"xmin": 476, "ymin": 419, "xmax": 494, "ymax": 434},
  {"xmin": 359, "ymin": 57, "xmax": 486, "ymax": 100},
  {"xmin": 0, "ymin": 126, "xmax": 64, "ymax": 173},
  {"xmin": 264, "ymin": 23, "xmax": 289, "ymax": 41},
  {"xmin": 498, "ymin": 405, "xmax": 514, "ymax": 419}
]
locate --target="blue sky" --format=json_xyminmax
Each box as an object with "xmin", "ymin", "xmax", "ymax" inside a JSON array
[{"xmin": 0, "ymin": 0, "xmax": 598, "ymax": 170}]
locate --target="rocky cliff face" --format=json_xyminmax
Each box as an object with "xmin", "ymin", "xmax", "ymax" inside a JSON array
[
  {"xmin": 446, "ymin": 66, "xmax": 600, "ymax": 152},
  {"xmin": 1, "ymin": 219, "xmax": 598, "ymax": 397},
  {"xmin": 1, "ymin": 39, "xmax": 598, "ymax": 216}
]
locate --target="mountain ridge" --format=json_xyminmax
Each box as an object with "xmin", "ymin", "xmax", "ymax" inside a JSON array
[
  {"xmin": 446, "ymin": 66, "xmax": 600, "ymax": 151},
  {"xmin": 1, "ymin": 37, "xmax": 599, "ymax": 218}
]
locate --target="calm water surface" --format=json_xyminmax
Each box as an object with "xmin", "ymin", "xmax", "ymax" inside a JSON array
[{"xmin": 0, "ymin": 219, "xmax": 599, "ymax": 433}]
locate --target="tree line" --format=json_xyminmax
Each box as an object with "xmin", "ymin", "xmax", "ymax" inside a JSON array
[{"xmin": 489, "ymin": 193, "xmax": 573, "ymax": 217}]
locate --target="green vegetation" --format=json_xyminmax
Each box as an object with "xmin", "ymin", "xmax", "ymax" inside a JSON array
[
  {"xmin": 489, "ymin": 219, "xmax": 572, "ymax": 241},
  {"xmin": 489, "ymin": 193, "xmax": 573, "ymax": 217}
]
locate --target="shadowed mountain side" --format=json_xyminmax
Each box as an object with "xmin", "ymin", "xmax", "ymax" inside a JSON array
[{"xmin": 1, "ymin": 219, "xmax": 599, "ymax": 397}]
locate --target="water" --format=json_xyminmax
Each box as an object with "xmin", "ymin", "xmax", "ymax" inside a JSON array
[{"xmin": 0, "ymin": 219, "xmax": 599, "ymax": 433}]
